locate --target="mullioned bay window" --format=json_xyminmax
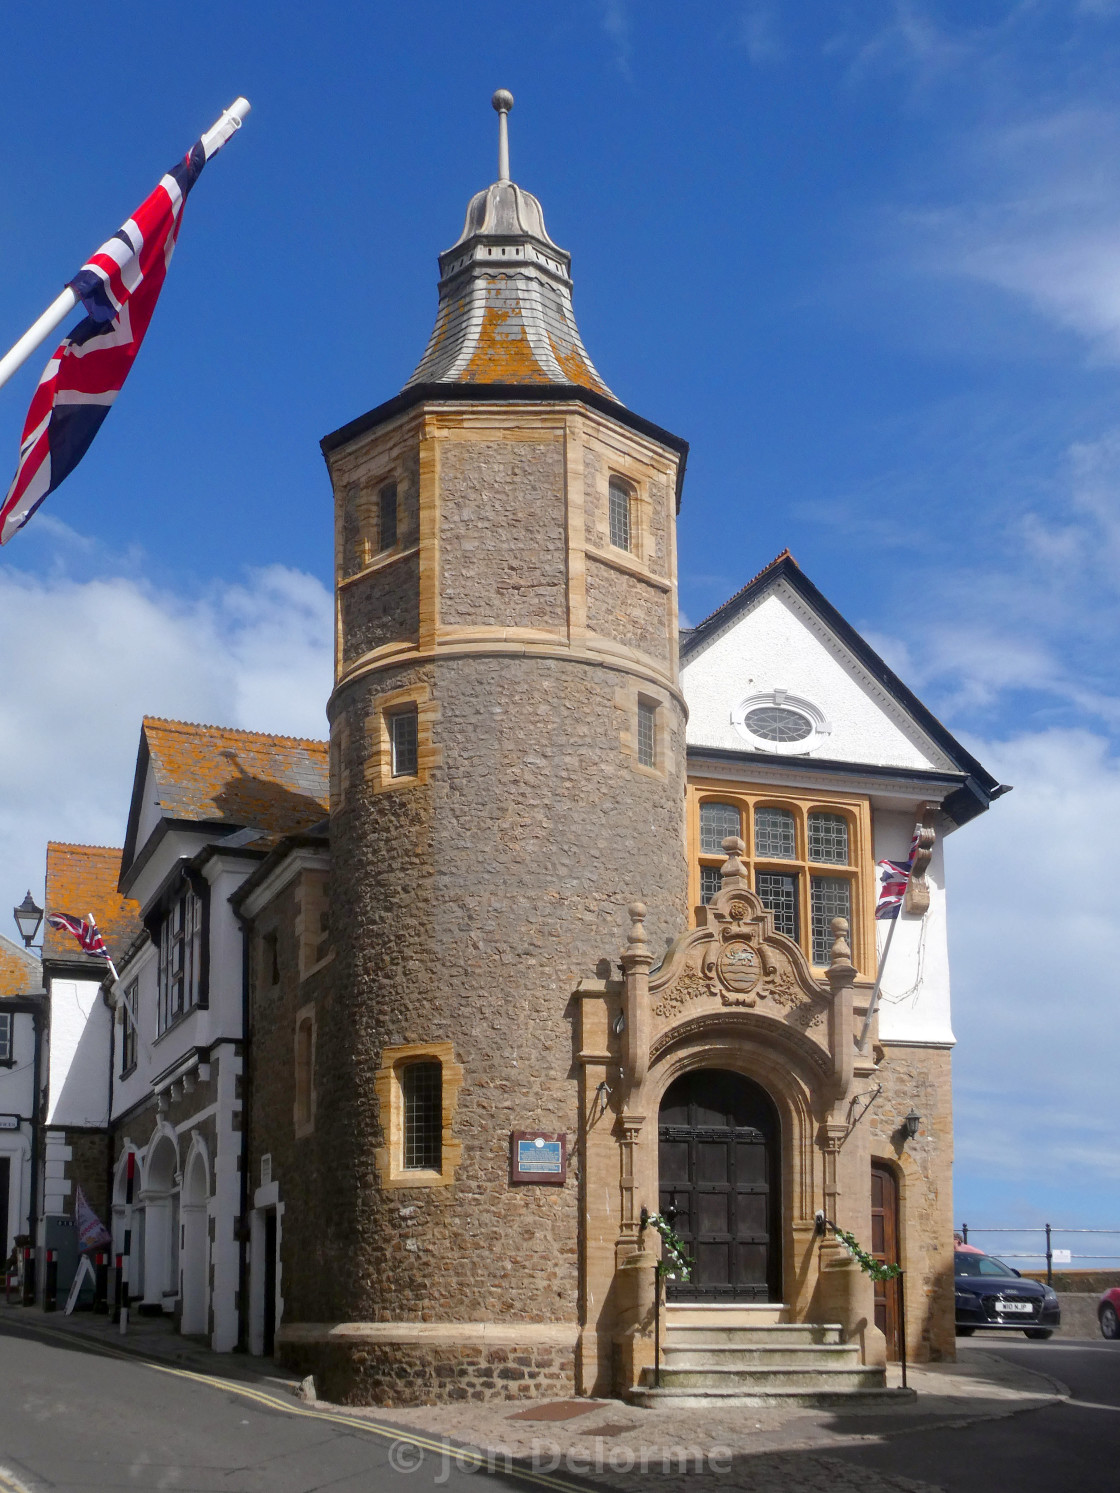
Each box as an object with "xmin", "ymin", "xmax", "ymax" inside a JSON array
[
  {"xmin": 690, "ymin": 790, "xmax": 870, "ymax": 972},
  {"xmin": 157, "ymin": 885, "xmax": 203, "ymax": 1033}
]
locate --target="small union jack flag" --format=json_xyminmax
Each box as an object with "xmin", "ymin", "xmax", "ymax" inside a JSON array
[
  {"xmin": 874, "ymin": 827, "xmax": 925, "ymax": 920},
  {"xmin": 47, "ymin": 911, "xmax": 110, "ymax": 958},
  {"xmin": 0, "ymin": 139, "xmax": 208, "ymax": 544}
]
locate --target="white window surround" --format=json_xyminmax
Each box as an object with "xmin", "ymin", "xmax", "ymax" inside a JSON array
[{"xmin": 731, "ymin": 689, "xmax": 832, "ymax": 755}]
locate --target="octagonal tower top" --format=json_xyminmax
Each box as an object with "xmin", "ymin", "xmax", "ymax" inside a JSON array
[{"xmin": 404, "ymin": 91, "xmax": 614, "ymax": 396}]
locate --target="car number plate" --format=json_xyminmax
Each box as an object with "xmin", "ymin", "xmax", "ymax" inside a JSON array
[{"xmin": 995, "ymin": 1300, "xmax": 1033, "ymax": 1313}]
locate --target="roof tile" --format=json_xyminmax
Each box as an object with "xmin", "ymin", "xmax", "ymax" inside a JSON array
[{"xmin": 44, "ymin": 843, "xmax": 141, "ymax": 966}]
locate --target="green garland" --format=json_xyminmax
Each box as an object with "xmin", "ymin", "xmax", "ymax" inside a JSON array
[
  {"xmin": 643, "ymin": 1211, "xmax": 695, "ymax": 1281},
  {"xmin": 828, "ymin": 1222, "xmax": 901, "ymax": 1282}
]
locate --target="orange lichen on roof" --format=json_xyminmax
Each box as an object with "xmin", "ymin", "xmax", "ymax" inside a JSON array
[
  {"xmin": 143, "ymin": 717, "xmax": 329, "ymax": 843},
  {"xmin": 43, "ymin": 843, "xmax": 141, "ymax": 965},
  {"xmin": 547, "ymin": 333, "xmax": 608, "ymax": 395},
  {"xmin": 459, "ymin": 300, "xmax": 552, "ymax": 384},
  {"xmin": 0, "ymin": 934, "xmax": 40, "ymax": 997}
]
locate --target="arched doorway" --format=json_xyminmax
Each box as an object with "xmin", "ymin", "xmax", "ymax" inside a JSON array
[
  {"xmin": 180, "ymin": 1146, "xmax": 210, "ymax": 1337},
  {"xmin": 142, "ymin": 1133, "xmax": 179, "ymax": 1309},
  {"xmin": 658, "ymin": 1068, "xmax": 781, "ymax": 1302}
]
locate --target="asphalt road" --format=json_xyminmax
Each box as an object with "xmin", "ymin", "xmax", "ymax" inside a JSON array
[
  {"xmin": 0, "ymin": 1319, "xmax": 539, "ymax": 1493},
  {"xmin": 831, "ymin": 1335, "xmax": 1120, "ymax": 1493}
]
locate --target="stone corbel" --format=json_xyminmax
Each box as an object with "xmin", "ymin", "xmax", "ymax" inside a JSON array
[{"xmin": 904, "ymin": 803, "xmax": 938, "ymax": 916}]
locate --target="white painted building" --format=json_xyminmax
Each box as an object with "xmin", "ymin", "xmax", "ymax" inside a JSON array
[{"xmin": 0, "ymin": 935, "xmax": 43, "ymax": 1260}]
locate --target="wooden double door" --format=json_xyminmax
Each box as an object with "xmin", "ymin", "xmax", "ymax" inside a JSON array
[{"xmin": 658, "ymin": 1069, "xmax": 780, "ymax": 1302}]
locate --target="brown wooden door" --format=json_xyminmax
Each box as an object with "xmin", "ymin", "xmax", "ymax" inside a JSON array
[
  {"xmin": 658, "ymin": 1070, "xmax": 780, "ymax": 1302},
  {"xmin": 870, "ymin": 1161, "xmax": 901, "ymax": 1360}
]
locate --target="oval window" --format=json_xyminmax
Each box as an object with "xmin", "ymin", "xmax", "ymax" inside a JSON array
[{"xmin": 741, "ymin": 705, "xmax": 813, "ymax": 743}]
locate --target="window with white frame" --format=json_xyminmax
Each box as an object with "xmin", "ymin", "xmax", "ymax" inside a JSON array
[
  {"xmin": 157, "ymin": 887, "xmax": 203, "ymax": 1034},
  {"xmin": 121, "ymin": 981, "xmax": 138, "ymax": 1075},
  {"xmin": 608, "ymin": 476, "xmax": 632, "ymax": 552},
  {"xmin": 0, "ymin": 1011, "xmax": 11, "ymax": 1063}
]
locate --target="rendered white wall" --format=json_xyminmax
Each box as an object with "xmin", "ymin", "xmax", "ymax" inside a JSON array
[
  {"xmin": 682, "ymin": 584, "xmax": 955, "ymax": 773},
  {"xmin": 46, "ymin": 979, "xmax": 109, "ymax": 1126},
  {"xmin": 872, "ymin": 809, "xmax": 954, "ymax": 1047}
]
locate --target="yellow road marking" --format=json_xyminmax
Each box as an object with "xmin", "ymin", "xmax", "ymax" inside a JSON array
[
  {"xmin": 0, "ymin": 1467, "xmax": 36, "ymax": 1493},
  {"xmin": 1, "ymin": 1319, "xmax": 593, "ymax": 1493}
]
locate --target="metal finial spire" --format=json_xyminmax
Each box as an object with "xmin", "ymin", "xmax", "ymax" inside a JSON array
[{"xmin": 492, "ymin": 89, "xmax": 514, "ymax": 182}]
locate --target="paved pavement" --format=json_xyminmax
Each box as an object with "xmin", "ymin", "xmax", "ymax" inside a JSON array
[{"xmin": 0, "ymin": 1304, "xmax": 1111, "ymax": 1493}]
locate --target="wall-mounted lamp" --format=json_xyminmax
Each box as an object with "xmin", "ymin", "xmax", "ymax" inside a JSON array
[
  {"xmin": 13, "ymin": 890, "xmax": 43, "ymax": 948},
  {"xmin": 613, "ymin": 1011, "xmax": 626, "ymax": 1035},
  {"xmin": 903, "ymin": 1110, "xmax": 922, "ymax": 1142},
  {"xmin": 594, "ymin": 1081, "xmax": 612, "ymax": 1117}
]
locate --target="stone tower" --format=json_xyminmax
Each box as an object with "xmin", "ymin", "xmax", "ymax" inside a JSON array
[{"xmin": 311, "ymin": 93, "xmax": 689, "ymax": 1402}]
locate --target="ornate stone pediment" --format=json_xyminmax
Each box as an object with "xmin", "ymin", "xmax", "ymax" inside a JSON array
[{"xmin": 647, "ymin": 839, "xmax": 829, "ymax": 1040}]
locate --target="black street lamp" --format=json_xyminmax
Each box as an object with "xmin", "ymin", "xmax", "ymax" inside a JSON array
[{"xmin": 13, "ymin": 891, "xmax": 43, "ymax": 948}]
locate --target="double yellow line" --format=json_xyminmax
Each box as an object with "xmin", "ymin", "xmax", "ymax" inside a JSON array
[{"xmin": 2, "ymin": 1319, "xmax": 592, "ymax": 1493}]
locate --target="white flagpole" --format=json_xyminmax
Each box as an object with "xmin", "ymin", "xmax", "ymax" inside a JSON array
[
  {"xmin": 857, "ymin": 907, "xmax": 902, "ymax": 1053},
  {"xmin": 0, "ymin": 97, "xmax": 250, "ymax": 394}
]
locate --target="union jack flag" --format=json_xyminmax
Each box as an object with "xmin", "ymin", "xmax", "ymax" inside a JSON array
[
  {"xmin": 0, "ymin": 139, "xmax": 207, "ymax": 545},
  {"xmin": 874, "ymin": 828, "xmax": 925, "ymax": 920},
  {"xmin": 46, "ymin": 911, "xmax": 110, "ymax": 959}
]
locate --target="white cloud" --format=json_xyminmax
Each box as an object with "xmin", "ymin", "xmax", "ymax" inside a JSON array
[
  {"xmin": 0, "ymin": 562, "xmax": 333, "ymax": 919},
  {"xmin": 947, "ymin": 727, "xmax": 1120, "ymax": 1183}
]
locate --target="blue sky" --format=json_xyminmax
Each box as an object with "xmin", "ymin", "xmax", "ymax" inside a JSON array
[{"xmin": 1, "ymin": 2, "xmax": 1118, "ymax": 1249}]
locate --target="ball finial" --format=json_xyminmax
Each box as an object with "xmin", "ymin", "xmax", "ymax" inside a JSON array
[{"xmin": 492, "ymin": 89, "xmax": 514, "ymax": 113}]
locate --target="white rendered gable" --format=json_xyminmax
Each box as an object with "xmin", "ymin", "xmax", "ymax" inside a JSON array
[
  {"xmin": 682, "ymin": 581, "xmax": 956, "ymax": 773},
  {"xmin": 133, "ymin": 757, "xmax": 164, "ymax": 851}
]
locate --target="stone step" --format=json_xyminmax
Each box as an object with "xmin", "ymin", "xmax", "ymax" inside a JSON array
[
  {"xmin": 665, "ymin": 1323, "xmax": 844, "ymax": 1347},
  {"xmin": 639, "ymin": 1364, "xmax": 887, "ymax": 1394},
  {"xmin": 662, "ymin": 1343, "xmax": 862, "ymax": 1370},
  {"xmin": 664, "ymin": 1304, "xmax": 788, "ymax": 1328},
  {"xmin": 629, "ymin": 1384, "xmax": 912, "ymax": 1411}
]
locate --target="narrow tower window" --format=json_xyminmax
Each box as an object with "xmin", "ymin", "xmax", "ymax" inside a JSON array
[
  {"xmin": 390, "ymin": 707, "xmax": 419, "ymax": 778},
  {"xmin": 637, "ymin": 700, "xmax": 657, "ymax": 767},
  {"xmin": 379, "ymin": 481, "xmax": 398, "ymax": 550},
  {"xmin": 609, "ymin": 476, "xmax": 632, "ymax": 552},
  {"xmin": 402, "ymin": 1060, "xmax": 442, "ymax": 1170}
]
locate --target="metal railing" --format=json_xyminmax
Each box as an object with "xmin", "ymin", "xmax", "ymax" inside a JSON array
[{"xmin": 957, "ymin": 1225, "xmax": 1120, "ymax": 1286}]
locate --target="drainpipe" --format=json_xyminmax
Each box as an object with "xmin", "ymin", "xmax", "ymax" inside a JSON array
[
  {"xmin": 28, "ymin": 996, "xmax": 44, "ymax": 1242},
  {"xmin": 235, "ymin": 907, "xmax": 251, "ymax": 1351}
]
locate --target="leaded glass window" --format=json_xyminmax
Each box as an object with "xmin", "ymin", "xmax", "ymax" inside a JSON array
[
  {"xmin": 637, "ymin": 701, "xmax": 656, "ymax": 768},
  {"xmin": 811, "ymin": 876, "xmax": 851, "ymax": 966},
  {"xmin": 755, "ymin": 806, "xmax": 796, "ymax": 860},
  {"xmin": 609, "ymin": 476, "xmax": 632, "ymax": 552},
  {"xmin": 808, "ymin": 811, "xmax": 849, "ymax": 865},
  {"xmin": 700, "ymin": 801, "xmax": 741, "ymax": 855},
  {"xmin": 700, "ymin": 865, "xmax": 723, "ymax": 906},
  {"xmin": 756, "ymin": 872, "xmax": 798, "ymax": 939},
  {"xmin": 742, "ymin": 705, "xmax": 812, "ymax": 743},
  {"xmin": 403, "ymin": 1061, "xmax": 442, "ymax": 1170},
  {"xmin": 390, "ymin": 708, "xmax": 418, "ymax": 778}
]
